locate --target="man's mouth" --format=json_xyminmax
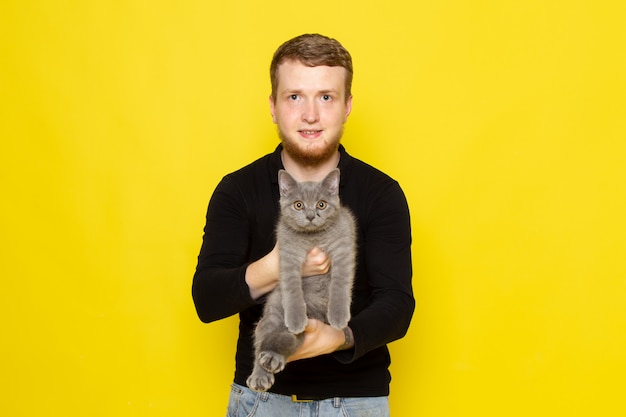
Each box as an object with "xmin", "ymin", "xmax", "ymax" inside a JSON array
[{"xmin": 299, "ymin": 130, "xmax": 323, "ymax": 138}]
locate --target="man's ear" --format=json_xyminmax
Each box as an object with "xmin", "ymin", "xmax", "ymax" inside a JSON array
[
  {"xmin": 344, "ymin": 95, "xmax": 353, "ymax": 122},
  {"xmin": 269, "ymin": 95, "xmax": 277, "ymax": 124}
]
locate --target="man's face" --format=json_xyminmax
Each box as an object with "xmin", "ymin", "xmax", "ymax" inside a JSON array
[{"xmin": 270, "ymin": 60, "xmax": 352, "ymax": 166}]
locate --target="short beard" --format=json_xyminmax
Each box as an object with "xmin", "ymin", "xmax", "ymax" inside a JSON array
[{"xmin": 278, "ymin": 128, "xmax": 342, "ymax": 167}]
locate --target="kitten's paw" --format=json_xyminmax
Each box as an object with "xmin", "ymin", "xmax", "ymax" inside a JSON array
[
  {"xmin": 284, "ymin": 313, "xmax": 307, "ymax": 334},
  {"xmin": 246, "ymin": 369, "xmax": 275, "ymax": 392},
  {"xmin": 259, "ymin": 351, "xmax": 286, "ymax": 373},
  {"xmin": 328, "ymin": 309, "xmax": 350, "ymax": 330}
]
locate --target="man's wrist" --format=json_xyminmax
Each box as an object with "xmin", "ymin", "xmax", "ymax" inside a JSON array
[
  {"xmin": 245, "ymin": 247, "xmax": 279, "ymax": 300},
  {"xmin": 337, "ymin": 326, "xmax": 354, "ymax": 351}
]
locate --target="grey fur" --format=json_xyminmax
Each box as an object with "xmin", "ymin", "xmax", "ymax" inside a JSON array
[{"xmin": 246, "ymin": 168, "xmax": 356, "ymax": 392}]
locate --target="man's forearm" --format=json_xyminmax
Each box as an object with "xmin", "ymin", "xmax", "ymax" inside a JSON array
[{"xmin": 245, "ymin": 246, "xmax": 280, "ymax": 300}]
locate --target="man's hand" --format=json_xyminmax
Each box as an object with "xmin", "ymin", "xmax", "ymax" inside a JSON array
[
  {"xmin": 302, "ymin": 247, "xmax": 331, "ymax": 277},
  {"xmin": 287, "ymin": 319, "xmax": 349, "ymax": 363},
  {"xmin": 246, "ymin": 246, "xmax": 330, "ymax": 300}
]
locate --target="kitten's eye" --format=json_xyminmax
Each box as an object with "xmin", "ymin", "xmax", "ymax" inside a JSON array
[
  {"xmin": 294, "ymin": 201, "xmax": 304, "ymax": 210},
  {"xmin": 317, "ymin": 201, "xmax": 327, "ymax": 210}
]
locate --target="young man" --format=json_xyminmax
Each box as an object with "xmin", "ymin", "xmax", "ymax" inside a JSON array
[{"xmin": 192, "ymin": 34, "xmax": 414, "ymax": 416}]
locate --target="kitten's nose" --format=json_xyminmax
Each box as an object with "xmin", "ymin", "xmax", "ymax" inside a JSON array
[{"xmin": 306, "ymin": 211, "xmax": 316, "ymax": 221}]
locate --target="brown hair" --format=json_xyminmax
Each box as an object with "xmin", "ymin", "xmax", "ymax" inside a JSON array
[{"xmin": 270, "ymin": 34, "xmax": 353, "ymax": 101}]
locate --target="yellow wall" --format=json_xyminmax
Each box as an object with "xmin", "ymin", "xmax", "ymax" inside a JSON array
[{"xmin": 2, "ymin": 1, "xmax": 625, "ymax": 415}]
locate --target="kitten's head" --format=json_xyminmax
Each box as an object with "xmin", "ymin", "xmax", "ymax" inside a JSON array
[{"xmin": 278, "ymin": 169, "xmax": 341, "ymax": 232}]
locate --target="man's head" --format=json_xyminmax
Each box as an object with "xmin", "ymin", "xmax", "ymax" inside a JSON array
[
  {"xmin": 270, "ymin": 34, "xmax": 353, "ymax": 103},
  {"xmin": 269, "ymin": 34, "xmax": 354, "ymax": 168}
]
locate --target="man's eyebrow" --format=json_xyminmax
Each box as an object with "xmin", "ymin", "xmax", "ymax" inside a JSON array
[
  {"xmin": 282, "ymin": 88, "xmax": 339, "ymax": 94},
  {"xmin": 283, "ymin": 89, "xmax": 303, "ymax": 94}
]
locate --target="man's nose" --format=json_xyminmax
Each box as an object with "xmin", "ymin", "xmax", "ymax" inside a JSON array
[{"xmin": 302, "ymin": 100, "xmax": 320, "ymax": 123}]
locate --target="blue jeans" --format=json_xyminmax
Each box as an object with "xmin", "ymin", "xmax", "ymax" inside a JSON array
[{"xmin": 226, "ymin": 383, "xmax": 390, "ymax": 417}]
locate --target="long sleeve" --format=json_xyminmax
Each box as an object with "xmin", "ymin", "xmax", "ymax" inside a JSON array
[
  {"xmin": 335, "ymin": 168, "xmax": 415, "ymax": 363},
  {"xmin": 192, "ymin": 175, "xmax": 257, "ymax": 323},
  {"xmin": 192, "ymin": 153, "xmax": 282, "ymax": 324}
]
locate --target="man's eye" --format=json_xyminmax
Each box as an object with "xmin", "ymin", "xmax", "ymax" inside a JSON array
[
  {"xmin": 294, "ymin": 201, "xmax": 304, "ymax": 210},
  {"xmin": 289, "ymin": 94, "xmax": 299, "ymax": 100},
  {"xmin": 321, "ymin": 95, "xmax": 331, "ymax": 101}
]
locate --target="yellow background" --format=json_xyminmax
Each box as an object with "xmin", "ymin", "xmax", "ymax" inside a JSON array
[{"xmin": 2, "ymin": 1, "xmax": 625, "ymax": 415}]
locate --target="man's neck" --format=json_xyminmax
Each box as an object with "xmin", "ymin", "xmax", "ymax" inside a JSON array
[{"xmin": 280, "ymin": 149, "xmax": 341, "ymax": 182}]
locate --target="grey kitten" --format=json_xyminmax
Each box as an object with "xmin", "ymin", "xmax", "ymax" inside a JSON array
[{"xmin": 246, "ymin": 168, "xmax": 356, "ymax": 392}]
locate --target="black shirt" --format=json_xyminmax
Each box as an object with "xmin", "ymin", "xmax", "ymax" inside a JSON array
[{"xmin": 192, "ymin": 144, "xmax": 414, "ymax": 397}]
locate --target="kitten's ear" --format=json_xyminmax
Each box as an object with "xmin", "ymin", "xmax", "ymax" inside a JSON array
[
  {"xmin": 278, "ymin": 169, "xmax": 297, "ymax": 197},
  {"xmin": 323, "ymin": 168, "xmax": 340, "ymax": 196}
]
